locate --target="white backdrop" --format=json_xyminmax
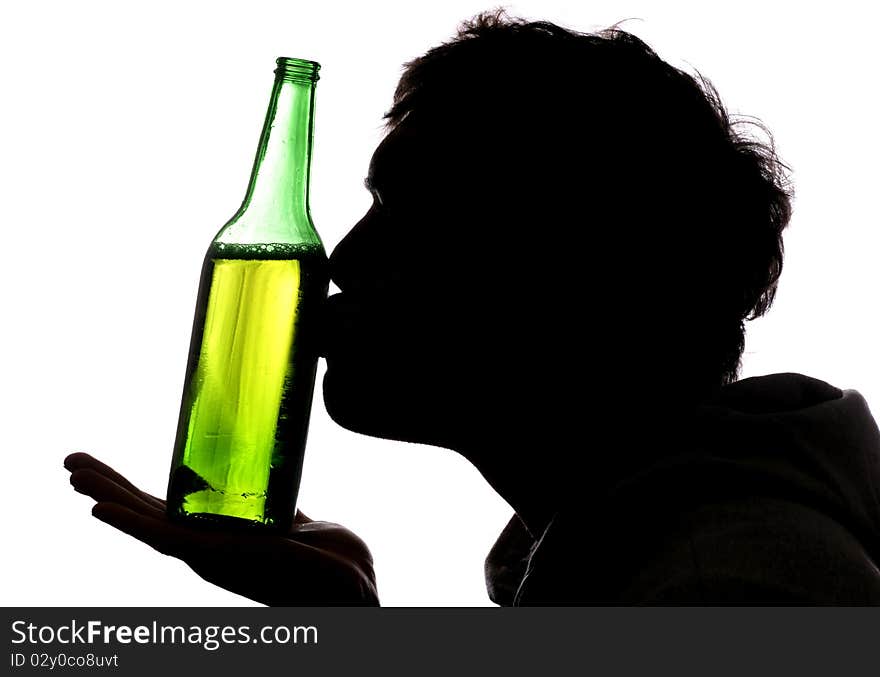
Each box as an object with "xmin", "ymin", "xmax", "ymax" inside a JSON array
[{"xmin": 2, "ymin": 0, "xmax": 877, "ymax": 606}]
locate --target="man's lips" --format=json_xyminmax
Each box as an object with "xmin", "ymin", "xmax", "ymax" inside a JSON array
[
  {"xmin": 319, "ymin": 292, "xmax": 362, "ymax": 359},
  {"xmin": 319, "ymin": 290, "xmax": 426, "ymax": 360},
  {"xmin": 317, "ymin": 293, "xmax": 340, "ymax": 358}
]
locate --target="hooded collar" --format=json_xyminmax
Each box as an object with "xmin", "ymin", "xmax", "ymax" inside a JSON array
[{"xmin": 486, "ymin": 373, "xmax": 880, "ymax": 605}]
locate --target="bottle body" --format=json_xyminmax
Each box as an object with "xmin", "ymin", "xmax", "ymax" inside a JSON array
[{"xmin": 167, "ymin": 58, "xmax": 325, "ymax": 531}]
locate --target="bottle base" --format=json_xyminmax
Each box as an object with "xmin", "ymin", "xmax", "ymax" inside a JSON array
[{"xmin": 168, "ymin": 509, "xmax": 292, "ymax": 533}]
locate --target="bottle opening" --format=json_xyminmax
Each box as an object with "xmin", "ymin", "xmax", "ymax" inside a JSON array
[{"xmin": 275, "ymin": 57, "xmax": 320, "ymax": 83}]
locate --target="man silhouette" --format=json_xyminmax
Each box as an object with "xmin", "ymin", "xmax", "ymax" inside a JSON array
[{"xmin": 66, "ymin": 12, "xmax": 880, "ymax": 605}]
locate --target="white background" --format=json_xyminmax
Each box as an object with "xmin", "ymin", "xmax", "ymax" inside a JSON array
[{"xmin": 2, "ymin": 0, "xmax": 877, "ymax": 606}]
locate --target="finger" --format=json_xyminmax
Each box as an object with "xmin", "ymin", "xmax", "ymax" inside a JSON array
[
  {"xmin": 92, "ymin": 503, "xmax": 325, "ymax": 566},
  {"xmin": 65, "ymin": 452, "xmax": 166, "ymax": 510},
  {"xmin": 293, "ymin": 509, "xmax": 313, "ymax": 525},
  {"xmin": 92, "ymin": 502, "xmax": 212, "ymax": 558},
  {"xmin": 70, "ymin": 469, "xmax": 166, "ymax": 519}
]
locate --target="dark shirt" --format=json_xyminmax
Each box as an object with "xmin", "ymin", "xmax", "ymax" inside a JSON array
[{"xmin": 486, "ymin": 373, "xmax": 880, "ymax": 604}]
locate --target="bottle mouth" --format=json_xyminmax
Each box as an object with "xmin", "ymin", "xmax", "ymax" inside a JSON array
[{"xmin": 275, "ymin": 57, "xmax": 320, "ymax": 83}]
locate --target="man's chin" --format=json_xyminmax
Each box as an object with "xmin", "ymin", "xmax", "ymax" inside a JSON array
[
  {"xmin": 322, "ymin": 367, "xmax": 392, "ymax": 439},
  {"xmin": 321, "ymin": 367, "xmax": 434, "ymax": 445}
]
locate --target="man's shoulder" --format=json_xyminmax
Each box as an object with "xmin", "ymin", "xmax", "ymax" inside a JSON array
[
  {"xmin": 514, "ymin": 497, "xmax": 880, "ymax": 605},
  {"xmin": 623, "ymin": 496, "xmax": 880, "ymax": 604}
]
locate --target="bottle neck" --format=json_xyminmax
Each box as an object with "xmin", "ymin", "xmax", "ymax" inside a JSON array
[{"xmin": 222, "ymin": 59, "xmax": 320, "ymax": 246}]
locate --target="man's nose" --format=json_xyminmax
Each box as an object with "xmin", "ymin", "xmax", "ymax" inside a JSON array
[
  {"xmin": 328, "ymin": 205, "xmax": 388, "ymax": 293},
  {"xmin": 327, "ymin": 238, "xmax": 353, "ymax": 293}
]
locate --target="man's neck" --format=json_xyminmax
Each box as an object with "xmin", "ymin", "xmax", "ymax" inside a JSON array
[
  {"xmin": 449, "ymin": 402, "xmax": 697, "ymax": 538},
  {"xmin": 451, "ymin": 433, "xmax": 561, "ymax": 538}
]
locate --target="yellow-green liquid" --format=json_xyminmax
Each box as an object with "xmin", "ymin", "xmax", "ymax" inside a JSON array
[{"xmin": 168, "ymin": 242, "xmax": 326, "ymax": 530}]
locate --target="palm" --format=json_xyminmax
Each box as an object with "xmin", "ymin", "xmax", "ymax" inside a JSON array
[{"xmin": 64, "ymin": 453, "xmax": 378, "ymax": 606}]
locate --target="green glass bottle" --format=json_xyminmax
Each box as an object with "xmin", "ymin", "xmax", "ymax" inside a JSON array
[{"xmin": 167, "ymin": 57, "xmax": 327, "ymax": 531}]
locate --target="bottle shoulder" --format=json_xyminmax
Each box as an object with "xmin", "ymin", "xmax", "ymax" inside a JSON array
[{"xmin": 213, "ymin": 210, "xmax": 324, "ymax": 251}]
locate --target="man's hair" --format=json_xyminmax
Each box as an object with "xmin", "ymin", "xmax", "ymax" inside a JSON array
[{"xmin": 385, "ymin": 10, "xmax": 793, "ymax": 395}]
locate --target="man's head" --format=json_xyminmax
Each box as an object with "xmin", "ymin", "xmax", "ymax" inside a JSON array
[{"xmin": 323, "ymin": 11, "xmax": 793, "ymax": 451}]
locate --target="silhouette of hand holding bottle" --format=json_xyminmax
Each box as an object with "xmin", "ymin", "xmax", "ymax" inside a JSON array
[{"xmin": 64, "ymin": 452, "xmax": 378, "ymax": 606}]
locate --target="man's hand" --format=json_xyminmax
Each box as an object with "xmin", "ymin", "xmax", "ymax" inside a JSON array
[{"xmin": 64, "ymin": 452, "xmax": 378, "ymax": 606}]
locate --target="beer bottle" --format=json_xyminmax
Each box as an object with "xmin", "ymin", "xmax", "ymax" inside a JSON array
[{"xmin": 166, "ymin": 57, "xmax": 327, "ymax": 531}]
